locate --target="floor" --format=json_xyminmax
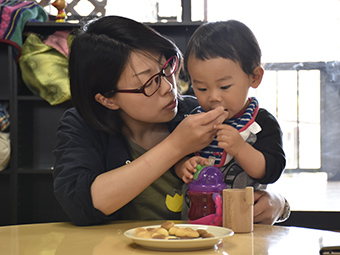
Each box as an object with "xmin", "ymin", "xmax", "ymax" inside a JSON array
[{"xmin": 267, "ymin": 172, "xmax": 340, "ymax": 211}]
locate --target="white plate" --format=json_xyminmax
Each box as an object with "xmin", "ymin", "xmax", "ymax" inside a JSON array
[{"xmin": 124, "ymin": 224, "xmax": 234, "ymax": 251}]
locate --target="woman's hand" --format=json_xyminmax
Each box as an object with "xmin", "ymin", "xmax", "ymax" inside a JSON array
[
  {"xmin": 170, "ymin": 106, "xmax": 228, "ymax": 155},
  {"xmin": 253, "ymin": 190, "xmax": 286, "ymax": 225}
]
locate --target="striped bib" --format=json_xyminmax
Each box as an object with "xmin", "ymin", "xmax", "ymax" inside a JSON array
[{"xmin": 194, "ymin": 97, "xmax": 259, "ymax": 167}]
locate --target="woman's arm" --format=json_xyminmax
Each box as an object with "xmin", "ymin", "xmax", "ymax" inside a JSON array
[
  {"xmin": 91, "ymin": 107, "xmax": 228, "ymax": 215},
  {"xmin": 54, "ymin": 107, "xmax": 228, "ymax": 224}
]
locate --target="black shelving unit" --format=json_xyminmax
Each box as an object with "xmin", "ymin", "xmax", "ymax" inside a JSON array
[
  {"xmin": 0, "ymin": 21, "xmax": 201, "ymax": 226},
  {"xmin": 0, "ymin": 22, "xmax": 80, "ymax": 226}
]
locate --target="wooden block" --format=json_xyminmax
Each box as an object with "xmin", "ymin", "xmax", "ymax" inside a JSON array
[{"xmin": 223, "ymin": 188, "xmax": 254, "ymax": 233}]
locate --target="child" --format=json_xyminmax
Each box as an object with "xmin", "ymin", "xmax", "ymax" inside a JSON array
[{"xmin": 175, "ymin": 20, "xmax": 286, "ymax": 191}]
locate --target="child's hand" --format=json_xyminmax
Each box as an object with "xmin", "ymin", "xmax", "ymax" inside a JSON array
[
  {"xmin": 215, "ymin": 124, "xmax": 246, "ymax": 157},
  {"xmin": 180, "ymin": 156, "xmax": 210, "ymax": 183}
]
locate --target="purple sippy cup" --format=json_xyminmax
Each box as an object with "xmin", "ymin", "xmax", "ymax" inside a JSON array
[{"xmin": 188, "ymin": 163, "xmax": 226, "ymax": 226}]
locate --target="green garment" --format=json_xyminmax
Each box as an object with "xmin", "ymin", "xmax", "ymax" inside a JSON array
[
  {"xmin": 116, "ymin": 139, "xmax": 184, "ymax": 220},
  {"xmin": 19, "ymin": 33, "xmax": 72, "ymax": 105}
]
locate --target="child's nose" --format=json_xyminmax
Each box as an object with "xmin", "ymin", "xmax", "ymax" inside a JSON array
[{"xmin": 209, "ymin": 90, "xmax": 222, "ymax": 101}]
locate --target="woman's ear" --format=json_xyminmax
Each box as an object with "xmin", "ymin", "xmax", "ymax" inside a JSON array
[
  {"xmin": 250, "ymin": 66, "xmax": 264, "ymax": 89},
  {"xmin": 94, "ymin": 93, "xmax": 120, "ymax": 110}
]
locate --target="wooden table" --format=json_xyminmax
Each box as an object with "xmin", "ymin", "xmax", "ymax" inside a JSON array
[{"xmin": 0, "ymin": 220, "xmax": 339, "ymax": 254}]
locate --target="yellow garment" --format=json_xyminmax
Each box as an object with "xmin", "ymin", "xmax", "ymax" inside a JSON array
[{"xmin": 19, "ymin": 33, "xmax": 71, "ymax": 105}]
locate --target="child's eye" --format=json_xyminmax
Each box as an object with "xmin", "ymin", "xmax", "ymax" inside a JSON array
[
  {"xmin": 197, "ymin": 88, "xmax": 207, "ymax": 92},
  {"xmin": 221, "ymin": 85, "xmax": 231, "ymax": 90}
]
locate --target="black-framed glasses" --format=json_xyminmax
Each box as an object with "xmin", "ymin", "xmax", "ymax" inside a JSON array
[{"xmin": 105, "ymin": 54, "xmax": 179, "ymax": 97}]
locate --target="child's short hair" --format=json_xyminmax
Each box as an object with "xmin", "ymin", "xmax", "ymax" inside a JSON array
[{"xmin": 184, "ymin": 20, "xmax": 261, "ymax": 76}]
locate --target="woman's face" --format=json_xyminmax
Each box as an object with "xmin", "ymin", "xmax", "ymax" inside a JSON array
[{"xmin": 110, "ymin": 52, "xmax": 178, "ymax": 125}]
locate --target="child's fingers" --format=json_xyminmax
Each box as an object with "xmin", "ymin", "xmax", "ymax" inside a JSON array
[
  {"xmin": 187, "ymin": 167, "xmax": 197, "ymax": 174},
  {"xmin": 183, "ymin": 175, "xmax": 193, "ymax": 183},
  {"xmin": 185, "ymin": 171, "xmax": 193, "ymax": 178},
  {"xmin": 200, "ymin": 157, "xmax": 210, "ymax": 166},
  {"xmin": 187, "ymin": 162, "xmax": 199, "ymax": 172}
]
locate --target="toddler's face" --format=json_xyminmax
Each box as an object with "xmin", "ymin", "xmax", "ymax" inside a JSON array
[{"xmin": 188, "ymin": 56, "xmax": 254, "ymax": 120}]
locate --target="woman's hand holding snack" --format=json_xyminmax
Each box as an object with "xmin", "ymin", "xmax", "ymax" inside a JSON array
[{"xmin": 169, "ymin": 107, "xmax": 228, "ymax": 155}]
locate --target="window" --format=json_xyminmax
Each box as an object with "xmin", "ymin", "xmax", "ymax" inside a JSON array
[{"xmin": 250, "ymin": 68, "xmax": 321, "ymax": 170}]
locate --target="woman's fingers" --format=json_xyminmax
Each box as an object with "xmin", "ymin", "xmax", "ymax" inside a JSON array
[
  {"xmin": 196, "ymin": 106, "xmax": 229, "ymax": 126},
  {"xmin": 169, "ymin": 107, "xmax": 228, "ymax": 154}
]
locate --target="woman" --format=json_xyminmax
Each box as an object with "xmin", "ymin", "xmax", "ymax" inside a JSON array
[{"xmin": 53, "ymin": 16, "xmax": 288, "ymax": 226}]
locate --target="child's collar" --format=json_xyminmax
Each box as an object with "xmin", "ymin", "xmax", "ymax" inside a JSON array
[{"xmin": 230, "ymin": 98, "xmax": 252, "ymax": 119}]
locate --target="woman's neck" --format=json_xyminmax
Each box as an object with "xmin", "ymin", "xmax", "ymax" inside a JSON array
[{"xmin": 122, "ymin": 121, "xmax": 169, "ymax": 150}]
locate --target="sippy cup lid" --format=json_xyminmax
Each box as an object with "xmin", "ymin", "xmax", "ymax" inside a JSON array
[{"xmin": 189, "ymin": 165, "xmax": 226, "ymax": 192}]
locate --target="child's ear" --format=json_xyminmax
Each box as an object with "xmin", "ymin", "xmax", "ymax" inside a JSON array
[
  {"xmin": 250, "ymin": 66, "xmax": 264, "ymax": 89},
  {"xmin": 94, "ymin": 93, "xmax": 120, "ymax": 110}
]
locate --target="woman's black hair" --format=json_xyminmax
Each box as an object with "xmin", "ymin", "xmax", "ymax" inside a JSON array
[
  {"xmin": 184, "ymin": 20, "xmax": 261, "ymax": 76},
  {"xmin": 69, "ymin": 16, "xmax": 181, "ymax": 134}
]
